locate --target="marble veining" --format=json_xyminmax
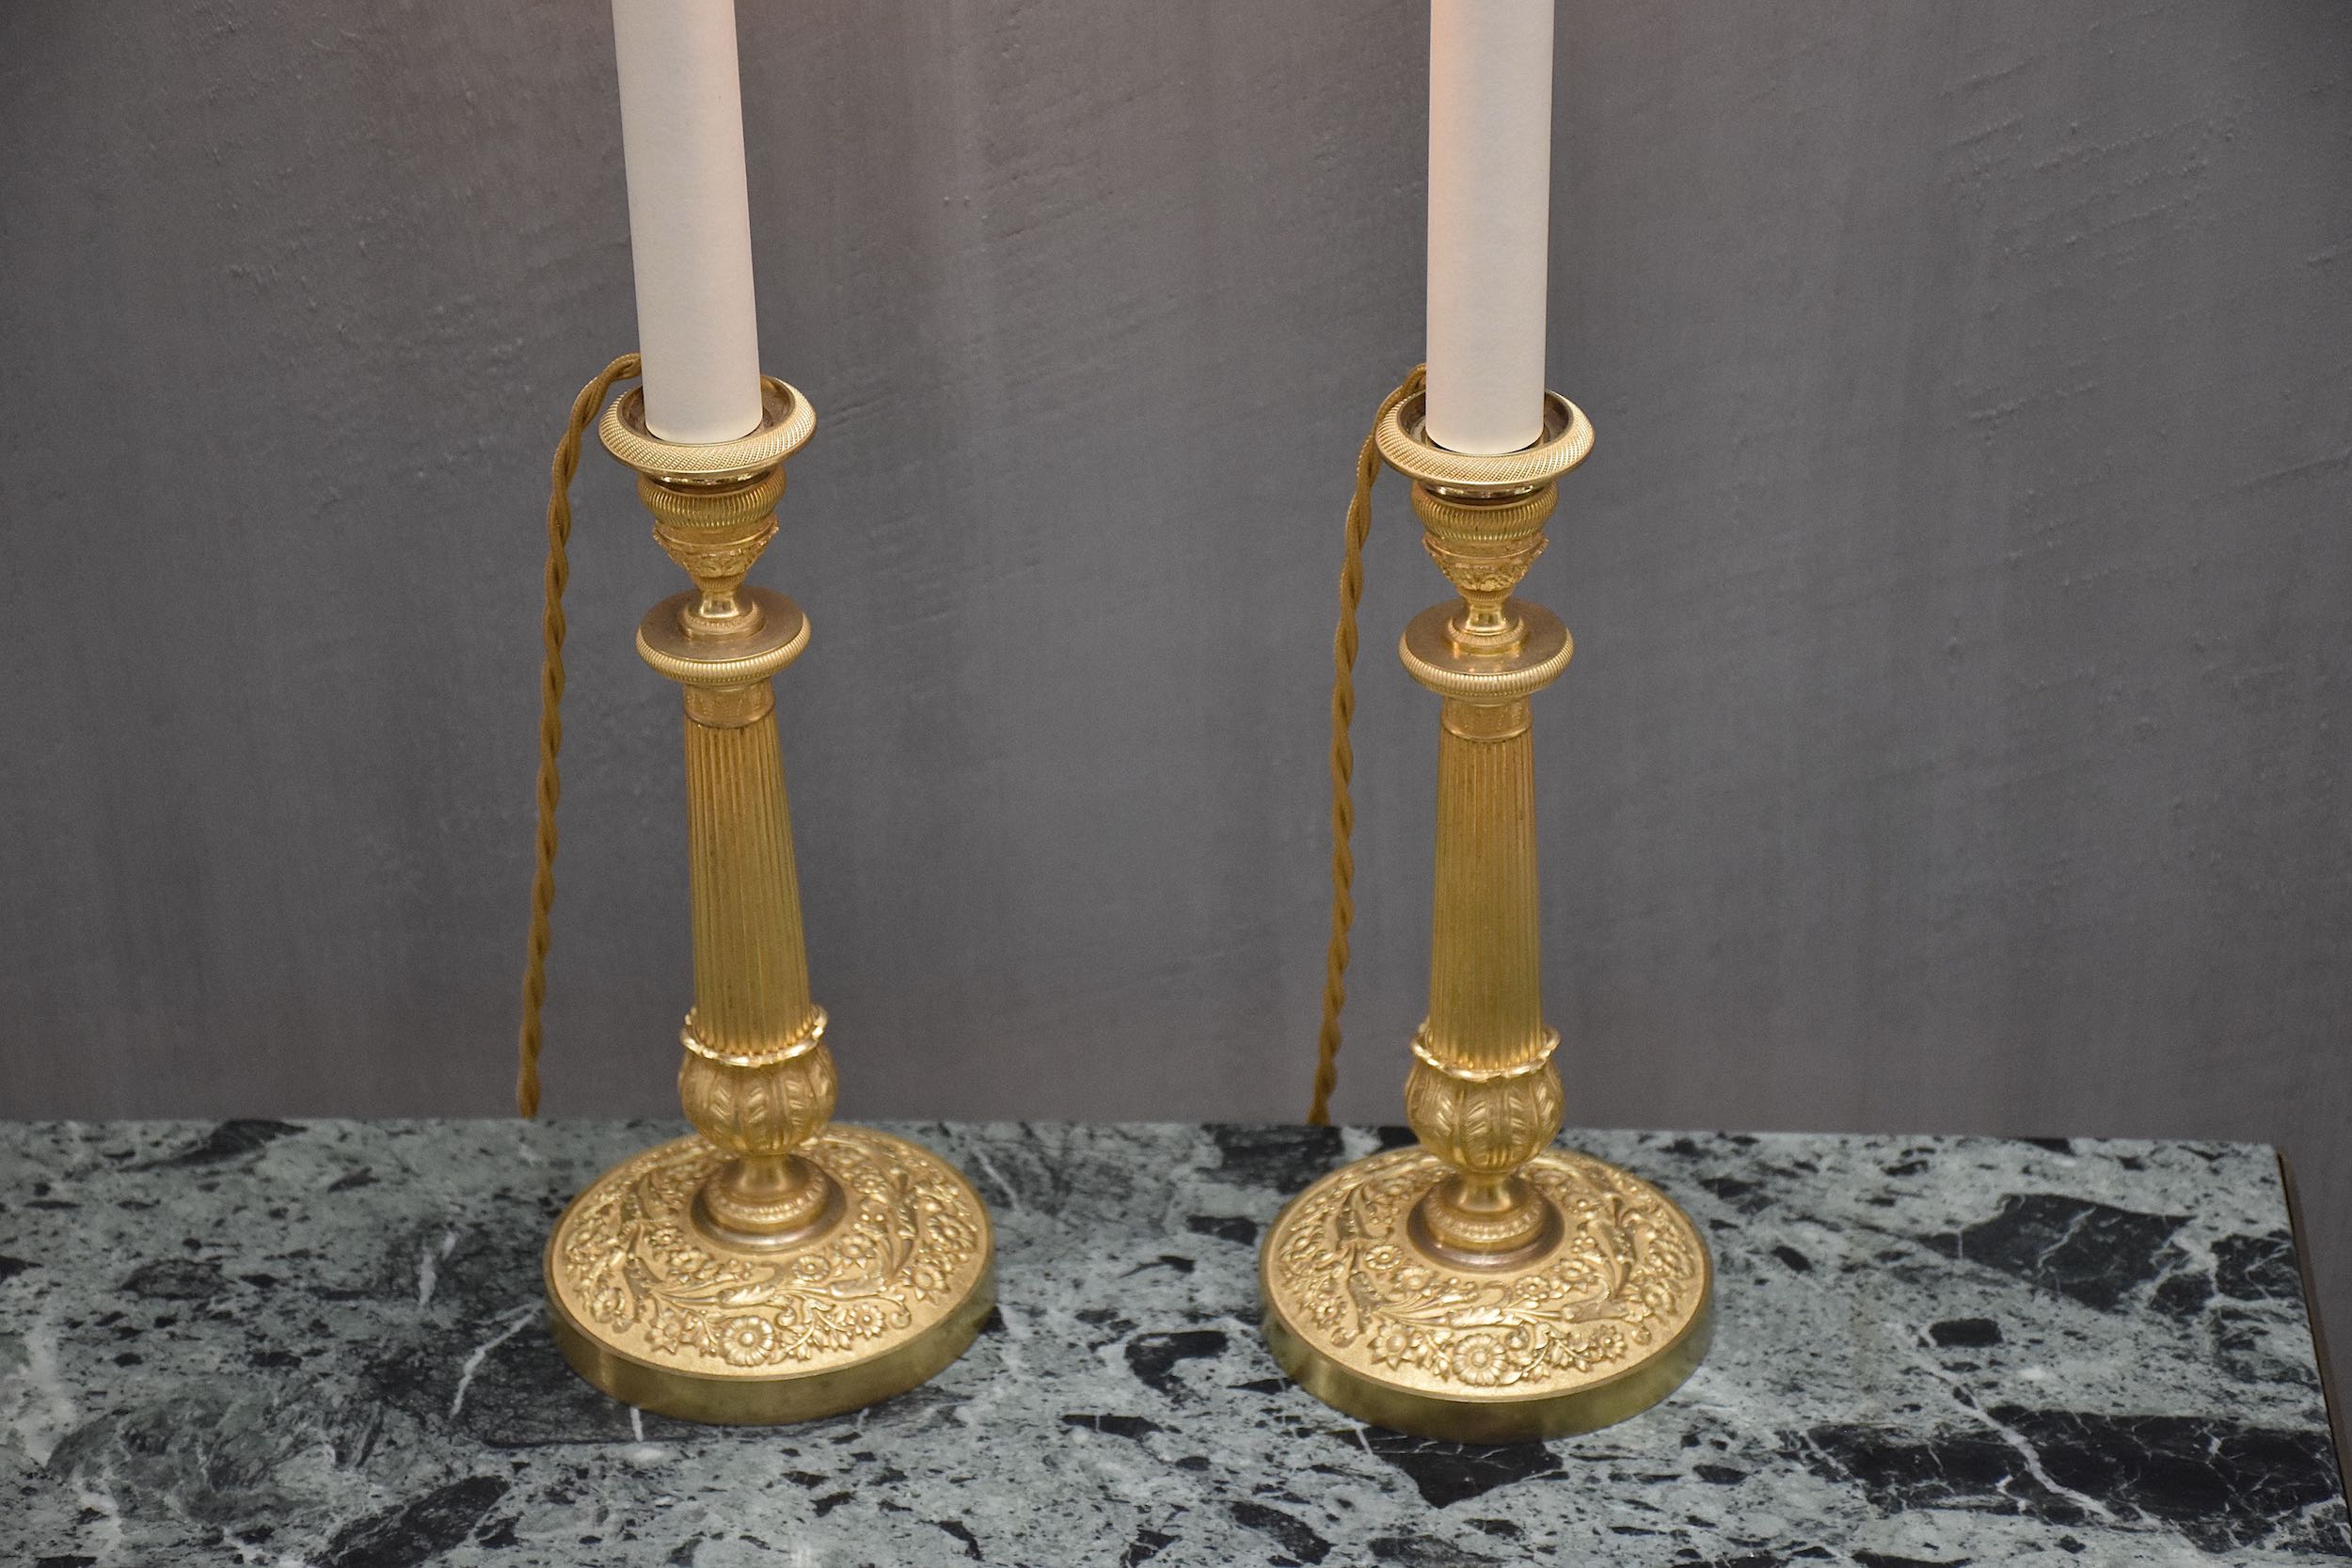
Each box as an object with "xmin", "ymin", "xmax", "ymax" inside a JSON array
[{"xmin": 0, "ymin": 1120, "xmax": 2344, "ymax": 1566}]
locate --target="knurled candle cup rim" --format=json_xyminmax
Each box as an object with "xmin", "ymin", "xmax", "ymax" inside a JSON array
[
  {"xmin": 601, "ymin": 376, "xmax": 817, "ymax": 482},
  {"xmin": 1377, "ymin": 388, "xmax": 1593, "ymax": 494}
]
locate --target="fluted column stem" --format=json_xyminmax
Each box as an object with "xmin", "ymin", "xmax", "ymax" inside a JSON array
[
  {"xmin": 683, "ymin": 699, "xmax": 818, "ymax": 1056},
  {"xmin": 1427, "ymin": 697, "xmax": 1546, "ymax": 1071}
]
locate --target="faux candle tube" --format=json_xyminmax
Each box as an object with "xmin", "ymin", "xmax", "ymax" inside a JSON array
[
  {"xmin": 611, "ymin": 0, "xmax": 764, "ymax": 443},
  {"xmin": 1425, "ymin": 0, "xmax": 1555, "ymax": 456}
]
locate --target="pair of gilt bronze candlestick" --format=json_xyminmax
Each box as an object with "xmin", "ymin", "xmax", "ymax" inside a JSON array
[{"xmin": 538, "ymin": 361, "xmax": 1708, "ymax": 1441}]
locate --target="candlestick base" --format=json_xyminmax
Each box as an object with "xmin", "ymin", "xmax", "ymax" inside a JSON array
[
  {"xmin": 545, "ymin": 1126, "xmax": 993, "ymax": 1425},
  {"xmin": 1261, "ymin": 1143, "xmax": 1711, "ymax": 1444}
]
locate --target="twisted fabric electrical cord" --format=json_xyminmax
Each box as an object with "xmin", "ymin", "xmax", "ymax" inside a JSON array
[
  {"xmin": 1307, "ymin": 365, "xmax": 1426, "ymax": 1126},
  {"xmin": 516, "ymin": 353, "xmax": 641, "ymax": 1117}
]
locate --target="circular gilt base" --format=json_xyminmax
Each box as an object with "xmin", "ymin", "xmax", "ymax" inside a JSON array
[
  {"xmin": 1261, "ymin": 1145, "xmax": 1711, "ymax": 1444},
  {"xmin": 545, "ymin": 1128, "xmax": 993, "ymax": 1425}
]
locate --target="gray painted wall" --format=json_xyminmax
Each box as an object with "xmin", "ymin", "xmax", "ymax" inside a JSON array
[{"xmin": 4, "ymin": 3, "xmax": 2348, "ymax": 1338}]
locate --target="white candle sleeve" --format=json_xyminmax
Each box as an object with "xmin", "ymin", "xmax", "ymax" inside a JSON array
[
  {"xmin": 611, "ymin": 0, "xmax": 764, "ymax": 443},
  {"xmin": 1425, "ymin": 0, "xmax": 1556, "ymax": 456}
]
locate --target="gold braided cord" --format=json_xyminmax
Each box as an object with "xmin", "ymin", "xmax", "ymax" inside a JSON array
[
  {"xmin": 1308, "ymin": 365, "xmax": 1426, "ymax": 1126},
  {"xmin": 516, "ymin": 353, "xmax": 641, "ymax": 1117}
]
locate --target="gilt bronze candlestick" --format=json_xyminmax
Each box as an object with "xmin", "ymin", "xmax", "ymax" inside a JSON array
[
  {"xmin": 1262, "ymin": 388, "xmax": 1712, "ymax": 1443},
  {"xmin": 542, "ymin": 377, "xmax": 993, "ymax": 1424}
]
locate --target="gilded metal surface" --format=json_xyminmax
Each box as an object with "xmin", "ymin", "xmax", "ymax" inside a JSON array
[
  {"xmin": 1263, "ymin": 1147, "xmax": 1712, "ymax": 1443},
  {"xmin": 1265, "ymin": 382, "xmax": 1710, "ymax": 1440},
  {"xmin": 540, "ymin": 375, "xmax": 992, "ymax": 1423},
  {"xmin": 1375, "ymin": 388, "xmax": 1591, "ymax": 492},
  {"xmin": 638, "ymin": 587, "xmax": 809, "ymax": 689},
  {"xmin": 598, "ymin": 378, "xmax": 815, "ymax": 480},
  {"xmin": 1398, "ymin": 602, "xmax": 1572, "ymax": 703},
  {"xmin": 546, "ymin": 1129, "xmax": 993, "ymax": 1424},
  {"xmin": 680, "ymin": 680, "xmax": 775, "ymax": 729}
]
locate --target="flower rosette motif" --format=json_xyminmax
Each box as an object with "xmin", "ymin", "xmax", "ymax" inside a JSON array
[
  {"xmin": 843, "ymin": 1299, "xmax": 901, "ymax": 1338},
  {"xmin": 718, "ymin": 1314, "xmax": 778, "ymax": 1366},
  {"xmin": 1367, "ymin": 1323, "xmax": 1422, "ymax": 1370},
  {"xmin": 1448, "ymin": 1332, "xmax": 1510, "ymax": 1386}
]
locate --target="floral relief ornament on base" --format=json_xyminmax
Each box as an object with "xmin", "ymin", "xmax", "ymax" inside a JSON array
[
  {"xmin": 554, "ymin": 1128, "xmax": 988, "ymax": 1373},
  {"xmin": 1269, "ymin": 1145, "xmax": 1706, "ymax": 1394}
]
